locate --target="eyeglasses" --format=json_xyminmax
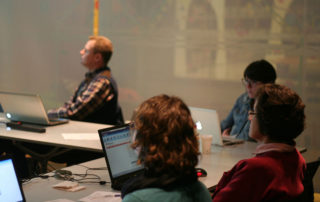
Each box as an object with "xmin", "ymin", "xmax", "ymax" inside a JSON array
[{"xmin": 241, "ymin": 78, "xmax": 261, "ymax": 87}]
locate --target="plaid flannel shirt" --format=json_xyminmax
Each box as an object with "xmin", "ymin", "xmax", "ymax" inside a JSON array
[{"xmin": 48, "ymin": 67, "xmax": 114, "ymax": 121}]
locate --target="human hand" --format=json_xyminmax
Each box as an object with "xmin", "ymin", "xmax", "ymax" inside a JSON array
[{"xmin": 222, "ymin": 128, "xmax": 231, "ymax": 137}]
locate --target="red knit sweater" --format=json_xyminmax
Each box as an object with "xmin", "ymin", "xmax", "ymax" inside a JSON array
[{"xmin": 212, "ymin": 148, "xmax": 306, "ymax": 202}]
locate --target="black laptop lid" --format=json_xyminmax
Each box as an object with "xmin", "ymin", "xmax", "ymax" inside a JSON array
[
  {"xmin": 98, "ymin": 124, "xmax": 143, "ymax": 184},
  {"xmin": 0, "ymin": 156, "xmax": 26, "ymax": 202}
]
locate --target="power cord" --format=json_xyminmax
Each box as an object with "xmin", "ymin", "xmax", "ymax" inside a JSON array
[
  {"xmin": 25, "ymin": 164, "xmax": 109, "ymax": 185},
  {"xmin": 40, "ymin": 165, "xmax": 109, "ymax": 185},
  {"xmin": 72, "ymin": 165, "xmax": 109, "ymax": 184}
]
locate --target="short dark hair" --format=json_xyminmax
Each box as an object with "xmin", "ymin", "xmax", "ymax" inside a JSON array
[
  {"xmin": 133, "ymin": 94, "xmax": 199, "ymax": 176},
  {"xmin": 89, "ymin": 35, "xmax": 113, "ymax": 65},
  {"xmin": 255, "ymin": 84, "xmax": 305, "ymax": 142},
  {"xmin": 244, "ymin": 59, "xmax": 277, "ymax": 83}
]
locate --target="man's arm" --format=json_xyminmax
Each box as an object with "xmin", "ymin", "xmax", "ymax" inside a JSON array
[
  {"xmin": 220, "ymin": 105, "xmax": 236, "ymax": 134},
  {"xmin": 220, "ymin": 93, "xmax": 247, "ymax": 135}
]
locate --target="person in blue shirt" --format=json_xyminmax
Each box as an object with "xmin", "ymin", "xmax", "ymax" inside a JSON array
[{"xmin": 220, "ymin": 59, "xmax": 277, "ymax": 141}]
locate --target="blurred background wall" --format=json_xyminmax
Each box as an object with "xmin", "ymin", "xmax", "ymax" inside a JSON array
[{"xmin": 0, "ymin": 0, "xmax": 319, "ymax": 191}]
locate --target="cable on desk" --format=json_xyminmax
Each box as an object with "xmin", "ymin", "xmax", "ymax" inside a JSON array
[
  {"xmin": 72, "ymin": 165, "xmax": 108, "ymax": 184},
  {"xmin": 71, "ymin": 164, "xmax": 109, "ymax": 184},
  {"xmin": 24, "ymin": 164, "xmax": 109, "ymax": 185},
  {"xmin": 56, "ymin": 166, "xmax": 109, "ymax": 184},
  {"xmin": 75, "ymin": 164, "xmax": 107, "ymax": 170}
]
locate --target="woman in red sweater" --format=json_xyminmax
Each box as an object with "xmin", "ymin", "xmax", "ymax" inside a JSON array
[{"xmin": 212, "ymin": 84, "xmax": 306, "ymax": 202}]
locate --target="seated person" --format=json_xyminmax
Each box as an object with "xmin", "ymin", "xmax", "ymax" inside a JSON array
[
  {"xmin": 48, "ymin": 35, "xmax": 123, "ymax": 125},
  {"xmin": 221, "ymin": 59, "xmax": 277, "ymax": 141},
  {"xmin": 5, "ymin": 36, "xmax": 124, "ymax": 176},
  {"xmin": 121, "ymin": 95, "xmax": 212, "ymax": 202},
  {"xmin": 212, "ymin": 84, "xmax": 306, "ymax": 201}
]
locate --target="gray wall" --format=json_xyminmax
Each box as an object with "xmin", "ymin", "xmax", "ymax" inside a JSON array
[{"xmin": 1, "ymin": 0, "xmax": 319, "ymax": 191}]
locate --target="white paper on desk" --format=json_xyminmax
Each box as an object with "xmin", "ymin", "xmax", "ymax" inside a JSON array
[
  {"xmin": 62, "ymin": 133, "xmax": 99, "ymax": 140},
  {"xmin": 52, "ymin": 181, "xmax": 86, "ymax": 192},
  {"xmin": 79, "ymin": 191, "xmax": 122, "ymax": 202}
]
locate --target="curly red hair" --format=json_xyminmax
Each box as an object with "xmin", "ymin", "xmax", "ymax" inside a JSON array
[{"xmin": 132, "ymin": 94, "xmax": 199, "ymax": 176}]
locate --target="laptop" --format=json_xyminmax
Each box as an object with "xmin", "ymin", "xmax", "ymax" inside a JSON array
[
  {"xmin": 98, "ymin": 124, "xmax": 144, "ymax": 190},
  {"xmin": 189, "ymin": 107, "xmax": 244, "ymax": 146},
  {"xmin": 0, "ymin": 156, "xmax": 26, "ymax": 202},
  {"xmin": 0, "ymin": 91, "xmax": 68, "ymax": 126}
]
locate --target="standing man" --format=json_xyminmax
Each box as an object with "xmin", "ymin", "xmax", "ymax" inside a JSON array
[
  {"xmin": 220, "ymin": 59, "xmax": 277, "ymax": 141},
  {"xmin": 48, "ymin": 36, "xmax": 123, "ymax": 125}
]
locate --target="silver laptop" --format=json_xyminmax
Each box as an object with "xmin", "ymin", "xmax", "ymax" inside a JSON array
[
  {"xmin": 98, "ymin": 124, "xmax": 144, "ymax": 190},
  {"xmin": 0, "ymin": 156, "xmax": 26, "ymax": 202},
  {"xmin": 0, "ymin": 91, "xmax": 68, "ymax": 126},
  {"xmin": 189, "ymin": 107, "xmax": 244, "ymax": 146}
]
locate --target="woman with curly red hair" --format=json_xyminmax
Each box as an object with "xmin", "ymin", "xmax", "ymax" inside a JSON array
[{"xmin": 121, "ymin": 94, "xmax": 212, "ymax": 202}]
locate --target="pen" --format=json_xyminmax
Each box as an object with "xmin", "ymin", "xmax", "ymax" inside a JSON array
[{"xmin": 102, "ymin": 194, "xmax": 121, "ymax": 197}]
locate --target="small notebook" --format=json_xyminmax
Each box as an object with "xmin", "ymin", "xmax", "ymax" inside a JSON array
[
  {"xmin": 98, "ymin": 124, "xmax": 144, "ymax": 190},
  {"xmin": 190, "ymin": 107, "xmax": 244, "ymax": 146},
  {"xmin": 0, "ymin": 156, "xmax": 26, "ymax": 202},
  {"xmin": 0, "ymin": 91, "xmax": 68, "ymax": 126}
]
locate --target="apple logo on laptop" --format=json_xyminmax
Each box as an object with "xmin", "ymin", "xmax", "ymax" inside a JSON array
[
  {"xmin": 6, "ymin": 113, "xmax": 12, "ymax": 119},
  {"xmin": 196, "ymin": 121, "xmax": 202, "ymax": 131}
]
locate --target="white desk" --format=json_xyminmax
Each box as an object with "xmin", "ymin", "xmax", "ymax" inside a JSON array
[
  {"xmin": 23, "ymin": 158, "xmax": 113, "ymax": 202},
  {"xmin": 23, "ymin": 141, "xmax": 258, "ymax": 202},
  {"xmin": 0, "ymin": 120, "xmax": 110, "ymax": 152}
]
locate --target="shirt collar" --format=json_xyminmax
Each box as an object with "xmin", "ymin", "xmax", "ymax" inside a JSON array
[
  {"xmin": 85, "ymin": 66, "xmax": 110, "ymax": 79},
  {"xmin": 253, "ymin": 142, "xmax": 296, "ymax": 155},
  {"xmin": 243, "ymin": 93, "xmax": 253, "ymax": 104}
]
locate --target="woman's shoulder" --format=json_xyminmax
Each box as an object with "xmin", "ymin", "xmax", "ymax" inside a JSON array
[
  {"xmin": 235, "ymin": 155, "xmax": 279, "ymax": 172},
  {"xmin": 236, "ymin": 151, "xmax": 302, "ymax": 174},
  {"xmin": 122, "ymin": 181, "xmax": 211, "ymax": 202},
  {"xmin": 236, "ymin": 92, "xmax": 250, "ymax": 103}
]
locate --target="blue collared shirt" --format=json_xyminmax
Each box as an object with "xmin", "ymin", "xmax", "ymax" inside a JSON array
[{"xmin": 220, "ymin": 93, "xmax": 254, "ymax": 141}]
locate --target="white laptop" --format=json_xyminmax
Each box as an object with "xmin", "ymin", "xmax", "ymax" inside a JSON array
[
  {"xmin": 0, "ymin": 156, "xmax": 26, "ymax": 202},
  {"xmin": 189, "ymin": 107, "xmax": 244, "ymax": 146},
  {"xmin": 0, "ymin": 91, "xmax": 68, "ymax": 126}
]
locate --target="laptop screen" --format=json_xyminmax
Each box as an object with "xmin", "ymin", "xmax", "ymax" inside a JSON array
[
  {"xmin": 0, "ymin": 157, "xmax": 26, "ymax": 202},
  {"xmin": 99, "ymin": 124, "xmax": 143, "ymax": 178}
]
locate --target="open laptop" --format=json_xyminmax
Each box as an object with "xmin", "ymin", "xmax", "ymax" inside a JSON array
[
  {"xmin": 189, "ymin": 107, "xmax": 244, "ymax": 146},
  {"xmin": 0, "ymin": 91, "xmax": 68, "ymax": 126},
  {"xmin": 0, "ymin": 156, "xmax": 26, "ymax": 202},
  {"xmin": 98, "ymin": 124, "xmax": 144, "ymax": 190}
]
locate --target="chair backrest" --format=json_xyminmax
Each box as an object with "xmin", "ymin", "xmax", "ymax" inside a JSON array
[
  {"xmin": 305, "ymin": 159, "xmax": 320, "ymax": 180},
  {"xmin": 293, "ymin": 158, "xmax": 320, "ymax": 202}
]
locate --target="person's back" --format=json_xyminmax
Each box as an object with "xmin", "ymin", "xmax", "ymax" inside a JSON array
[
  {"xmin": 75, "ymin": 68, "xmax": 123, "ymax": 125},
  {"xmin": 121, "ymin": 95, "xmax": 212, "ymax": 202},
  {"xmin": 123, "ymin": 181, "xmax": 211, "ymax": 202}
]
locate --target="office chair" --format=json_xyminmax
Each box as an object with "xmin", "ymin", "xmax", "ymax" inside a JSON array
[{"xmin": 293, "ymin": 158, "xmax": 320, "ymax": 202}]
